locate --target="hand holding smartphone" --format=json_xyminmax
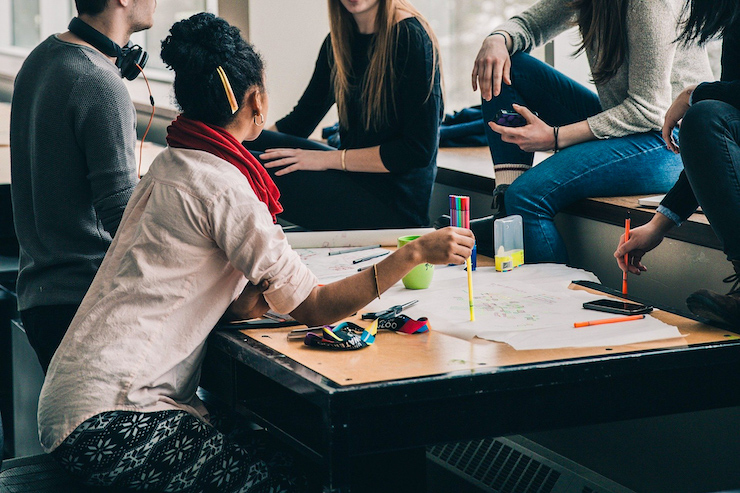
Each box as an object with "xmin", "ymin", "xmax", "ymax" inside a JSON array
[
  {"xmin": 493, "ymin": 109, "xmax": 527, "ymax": 127},
  {"xmin": 583, "ymin": 299, "xmax": 653, "ymax": 315}
]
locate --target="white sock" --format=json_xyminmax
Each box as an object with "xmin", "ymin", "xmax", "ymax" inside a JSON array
[{"xmin": 493, "ymin": 163, "xmax": 531, "ymax": 185}]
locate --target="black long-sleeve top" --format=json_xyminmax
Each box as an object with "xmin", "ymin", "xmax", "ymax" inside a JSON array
[
  {"xmin": 660, "ymin": 21, "xmax": 740, "ymax": 223},
  {"xmin": 275, "ymin": 17, "xmax": 443, "ymax": 227}
]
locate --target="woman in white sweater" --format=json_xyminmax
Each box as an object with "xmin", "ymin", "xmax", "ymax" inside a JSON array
[
  {"xmin": 471, "ymin": 0, "xmax": 712, "ymax": 263},
  {"xmin": 37, "ymin": 13, "xmax": 474, "ymax": 492}
]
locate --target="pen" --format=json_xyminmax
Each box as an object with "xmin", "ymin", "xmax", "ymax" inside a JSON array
[
  {"xmin": 352, "ymin": 251, "xmax": 390, "ymax": 264},
  {"xmin": 357, "ymin": 265, "xmax": 372, "ymax": 272},
  {"xmin": 328, "ymin": 245, "xmax": 381, "ymax": 256},
  {"xmin": 622, "ymin": 212, "xmax": 630, "ymax": 295},
  {"xmin": 574, "ymin": 314, "xmax": 645, "ymax": 328}
]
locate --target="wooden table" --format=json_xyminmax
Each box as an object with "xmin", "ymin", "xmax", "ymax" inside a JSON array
[{"xmin": 201, "ymin": 280, "xmax": 740, "ymax": 492}]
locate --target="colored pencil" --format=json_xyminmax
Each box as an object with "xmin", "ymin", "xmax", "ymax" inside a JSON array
[
  {"xmin": 352, "ymin": 251, "xmax": 390, "ymax": 264},
  {"xmin": 622, "ymin": 212, "xmax": 630, "ymax": 295},
  {"xmin": 574, "ymin": 314, "xmax": 644, "ymax": 328},
  {"xmin": 450, "ymin": 194, "xmax": 475, "ymax": 320},
  {"xmin": 463, "ymin": 196, "xmax": 475, "ymax": 321}
]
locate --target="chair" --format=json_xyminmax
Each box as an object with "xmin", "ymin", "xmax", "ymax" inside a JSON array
[{"xmin": 0, "ymin": 452, "xmax": 110, "ymax": 492}]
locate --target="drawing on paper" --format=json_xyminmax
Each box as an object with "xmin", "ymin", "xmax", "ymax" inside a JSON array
[{"xmin": 449, "ymin": 285, "xmax": 562, "ymax": 324}]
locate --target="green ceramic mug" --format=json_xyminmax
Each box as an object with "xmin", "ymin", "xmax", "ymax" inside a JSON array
[{"xmin": 397, "ymin": 235, "xmax": 434, "ymax": 289}]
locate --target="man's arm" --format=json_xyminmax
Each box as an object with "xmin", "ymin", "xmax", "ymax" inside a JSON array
[{"xmin": 72, "ymin": 70, "xmax": 139, "ymax": 236}]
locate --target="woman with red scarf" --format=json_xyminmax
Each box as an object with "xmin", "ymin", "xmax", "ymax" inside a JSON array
[{"xmin": 36, "ymin": 13, "xmax": 473, "ymax": 493}]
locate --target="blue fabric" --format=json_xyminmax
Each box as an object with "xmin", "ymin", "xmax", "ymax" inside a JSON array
[
  {"xmin": 505, "ymin": 132, "xmax": 683, "ymax": 264},
  {"xmin": 439, "ymin": 106, "xmax": 488, "ymax": 147},
  {"xmin": 481, "ymin": 52, "xmax": 603, "ymax": 166},
  {"xmin": 481, "ymin": 52, "xmax": 683, "ymax": 264},
  {"xmin": 680, "ymin": 100, "xmax": 740, "ymax": 262}
]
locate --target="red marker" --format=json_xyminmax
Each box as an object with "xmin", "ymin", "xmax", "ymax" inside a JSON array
[{"xmin": 574, "ymin": 314, "xmax": 645, "ymax": 328}]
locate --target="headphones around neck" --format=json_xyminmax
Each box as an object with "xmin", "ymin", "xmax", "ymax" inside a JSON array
[{"xmin": 68, "ymin": 17, "xmax": 148, "ymax": 81}]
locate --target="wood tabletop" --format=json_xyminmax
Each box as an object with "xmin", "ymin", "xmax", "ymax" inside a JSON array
[{"xmin": 239, "ymin": 281, "xmax": 737, "ymax": 386}]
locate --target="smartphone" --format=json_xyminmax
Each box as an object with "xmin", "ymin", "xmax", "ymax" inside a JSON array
[
  {"xmin": 493, "ymin": 109, "xmax": 527, "ymax": 127},
  {"xmin": 583, "ymin": 299, "xmax": 653, "ymax": 315}
]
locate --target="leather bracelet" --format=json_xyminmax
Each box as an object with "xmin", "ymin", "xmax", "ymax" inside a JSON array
[
  {"xmin": 553, "ymin": 126, "xmax": 560, "ymax": 152},
  {"xmin": 340, "ymin": 149, "xmax": 347, "ymax": 171},
  {"xmin": 373, "ymin": 264, "xmax": 381, "ymax": 299},
  {"xmin": 488, "ymin": 32, "xmax": 507, "ymax": 43}
]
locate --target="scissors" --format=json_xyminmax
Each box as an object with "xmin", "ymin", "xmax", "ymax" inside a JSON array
[{"xmin": 361, "ymin": 300, "xmax": 418, "ymax": 320}]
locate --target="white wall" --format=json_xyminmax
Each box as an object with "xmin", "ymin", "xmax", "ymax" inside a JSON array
[{"xmin": 247, "ymin": 0, "xmax": 337, "ymax": 133}]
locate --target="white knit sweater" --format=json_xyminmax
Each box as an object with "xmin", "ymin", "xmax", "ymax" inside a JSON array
[{"xmin": 495, "ymin": 0, "xmax": 713, "ymax": 138}]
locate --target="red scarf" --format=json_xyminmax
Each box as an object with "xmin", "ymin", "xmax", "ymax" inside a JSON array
[{"xmin": 166, "ymin": 115, "xmax": 283, "ymax": 222}]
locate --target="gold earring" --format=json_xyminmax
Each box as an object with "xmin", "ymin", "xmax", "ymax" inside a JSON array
[{"xmin": 253, "ymin": 114, "xmax": 265, "ymax": 126}]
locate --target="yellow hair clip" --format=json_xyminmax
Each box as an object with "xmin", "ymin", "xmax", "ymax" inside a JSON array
[{"xmin": 215, "ymin": 65, "xmax": 239, "ymax": 114}]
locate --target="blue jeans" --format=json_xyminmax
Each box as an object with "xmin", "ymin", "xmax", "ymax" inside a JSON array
[
  {"xmin": 481, "ymin": 53, "xmax": 684, "ymax": 263},
  {"xmin": 680, "ymin": 100, "xmax": 740, "ymax": 262}
]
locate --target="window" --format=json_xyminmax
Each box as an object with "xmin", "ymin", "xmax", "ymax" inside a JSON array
[
  {"xmin": 132, "ymin": 0, "xmax": 219, "ymax": 74},
  {"xmin": 0, "ymin": 0, "xmax": 217, "ymax": 73},
  {"xmin": 414, "ymin": 0, "xmax": 539, "ymax": 113},
  {"xmin": 0, "ymin": 0, "xmax": 73, "ymax": 51}
]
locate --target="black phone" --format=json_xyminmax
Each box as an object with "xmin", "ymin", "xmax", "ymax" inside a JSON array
[
  {"xmin": 493, "ymin": 109, "xmax": 527, "ymax": 127},
  {"xmin": 583, "ymin": 299, "xmax": 653, "ymax": 315}
]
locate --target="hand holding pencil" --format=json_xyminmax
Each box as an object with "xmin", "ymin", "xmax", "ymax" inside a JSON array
[{"xmin": 614, "ymin": 214, "xmax": 673, "ymax": 275}]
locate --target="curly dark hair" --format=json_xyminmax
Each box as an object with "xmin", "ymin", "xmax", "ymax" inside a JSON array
[{"xmin": 161, "ymin": 12, "xmax": 265, "ymax": 127}]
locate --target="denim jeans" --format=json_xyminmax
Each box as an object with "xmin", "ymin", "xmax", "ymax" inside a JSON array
[
  {"xmin": 481, "ymin": 53, "xmax": 684, "ymax": 263},
  {"xmin": 680, "ymin": 100, "xmax": 740, "ymax": 262}
]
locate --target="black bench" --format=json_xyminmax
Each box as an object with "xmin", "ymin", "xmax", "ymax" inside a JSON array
[{"xmin": 0, "ymin": 453, "xmax": 110, "ymax": 492}]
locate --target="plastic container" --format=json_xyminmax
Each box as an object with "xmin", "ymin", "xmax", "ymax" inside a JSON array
[{"xmin": 494, "ymin": 215, "xmax": 524, "ymax": 272}]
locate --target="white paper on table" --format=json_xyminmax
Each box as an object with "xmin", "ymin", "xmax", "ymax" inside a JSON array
[
  {"xmin": 356, "ymin": 263, "xmax": 683, "ymax": 350},
  {"xmin": 479, "ymin": 312, "xmax": 681, "ymax": 350},
  {"xmin": 286, "ymin": 228, "xmax": 433, "ymax": 249},
  {"xmin": 296, "ymin": 247, "xmax": 392, "ymax": 284}
]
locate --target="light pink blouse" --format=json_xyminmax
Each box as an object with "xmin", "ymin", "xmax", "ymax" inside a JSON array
[{"xmin": 38, "ymin": 147, "xmax": 318, "ymax": 452}]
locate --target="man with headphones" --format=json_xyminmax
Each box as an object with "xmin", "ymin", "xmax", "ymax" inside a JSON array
[{"xmin": 10, "ymin": 0, "xmax": 157, "ymax": 372}]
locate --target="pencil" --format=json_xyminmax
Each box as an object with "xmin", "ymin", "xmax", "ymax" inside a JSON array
[
  {"xmin": 352, "ymin": 251, "xmax": 390, "ymax": 264},
  {"xmin": 622, "ymin": 212, "xmax": 630, "ymax": 295},
  {"xmin": 463, "ymin": 196, "xmax": 475, "ymax": 321},
  {"xmin": 466, "ymin": 257, "xmax": 475, "ymax": 321},
  {"xmin": 574, "ymin": 314, "xmax": 644, "ymax": 328},
  {"xmin": 328, "ymin": 245, "xmax": 381, "ymax": 256}
]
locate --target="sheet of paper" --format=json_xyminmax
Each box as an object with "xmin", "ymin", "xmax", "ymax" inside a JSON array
[
  {"xmin": 355, "ymin": 263, "xmax": 682, "ymax": 350},
  {"xmin": 287, "ymin": 228, "xmax": 434, "ymax": 248},
  {"xmin": 297, "ymin": 247, "xmax": 392, "ymax": 283}
]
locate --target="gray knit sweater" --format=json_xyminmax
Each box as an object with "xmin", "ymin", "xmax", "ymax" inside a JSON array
[
  {"xmin": 495, "ymin": 0, "xmax": 713, "ymax": 138},
  {"xmin": 11, "ymin": 35, "xmax": 138, "ymax": 311}
]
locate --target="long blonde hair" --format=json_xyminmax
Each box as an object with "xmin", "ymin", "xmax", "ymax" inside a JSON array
[{"xmin": 328, "ymin": 0, "xmax": 441, "ymax": 131}]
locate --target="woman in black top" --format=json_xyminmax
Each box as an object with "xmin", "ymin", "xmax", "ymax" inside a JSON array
[
  {"xmin": 246, "ymin": 0, "xmax": 443, "ymax": 231},
  {"xmin": 615, "ymin": 0, "xmax": 740, "ymax": 328}
]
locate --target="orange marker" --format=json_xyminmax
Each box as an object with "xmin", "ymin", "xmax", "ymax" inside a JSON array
[
  {"xmin": 574, "ymin": 314, "xmax": 645, "ymax": 328},
  {"xmin": 622, "ymin": 212, "xmax": 631, "ymax": 295}
]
